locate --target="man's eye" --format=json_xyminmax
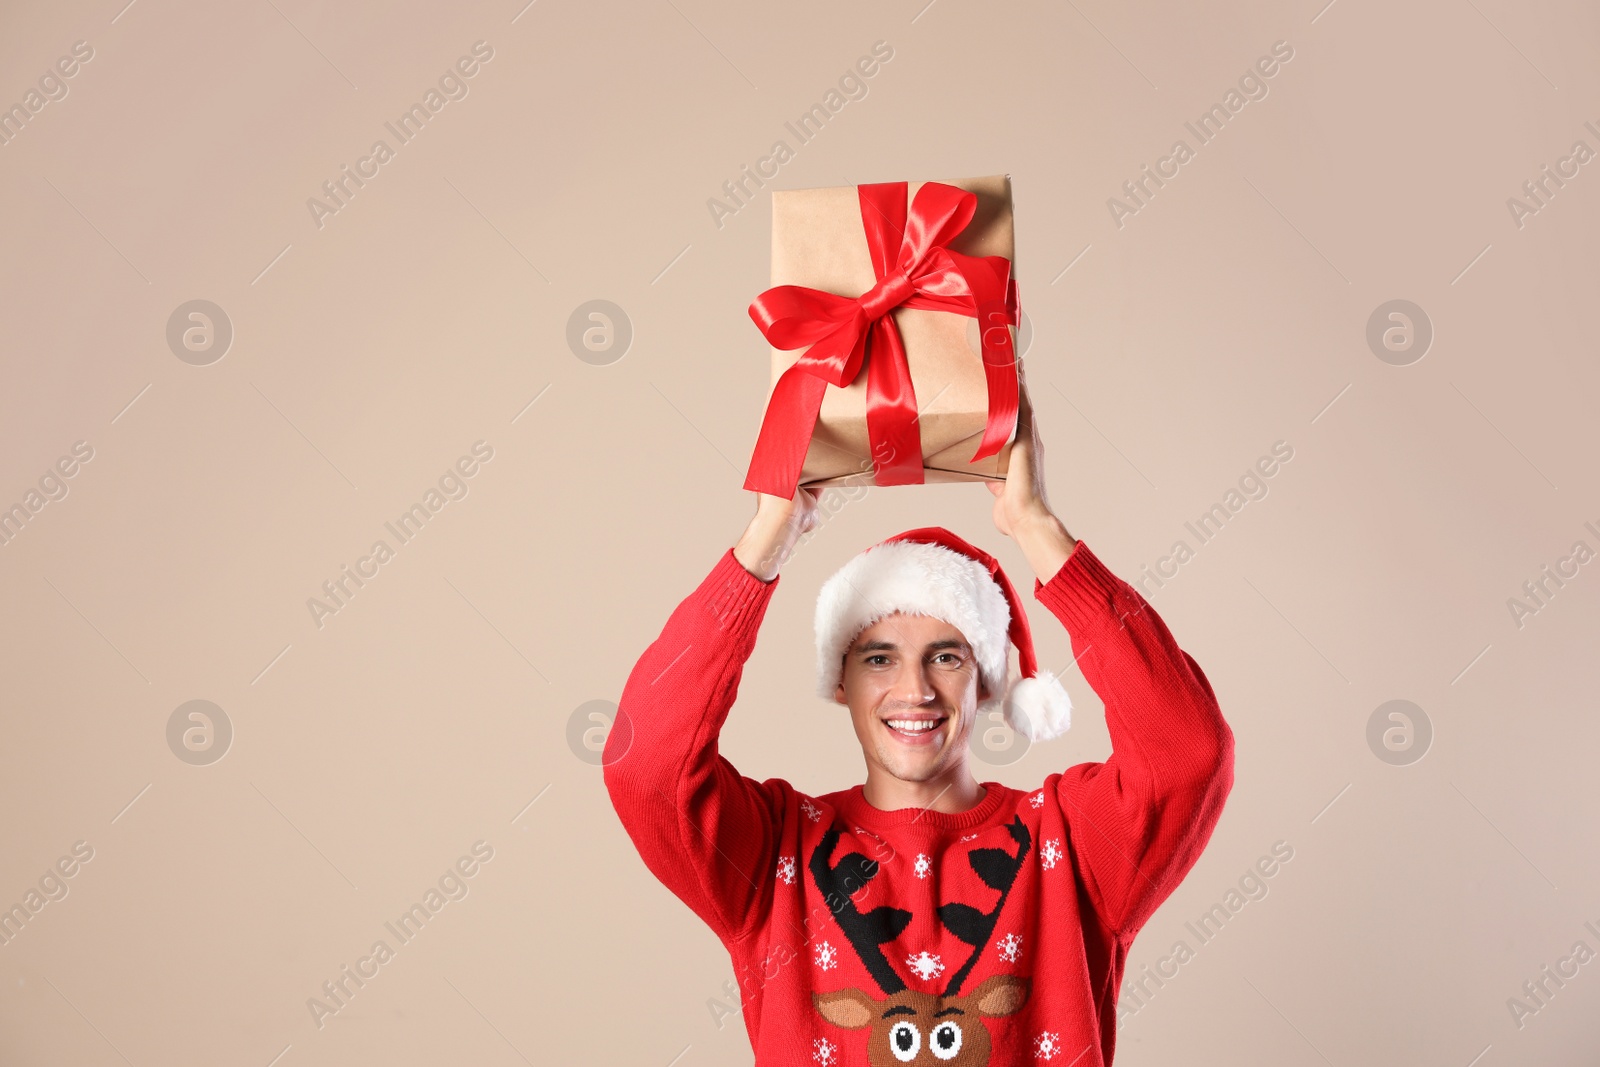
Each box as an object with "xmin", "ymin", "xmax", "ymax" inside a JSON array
[{"xmin": 866, "ymin": 655, "xmax": 890, "ymax": 666}]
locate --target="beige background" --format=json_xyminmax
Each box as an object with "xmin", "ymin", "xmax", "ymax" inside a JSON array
[{"xmin": 1, "ymin": 0, "xmax": 1597, "ymax": 1064}]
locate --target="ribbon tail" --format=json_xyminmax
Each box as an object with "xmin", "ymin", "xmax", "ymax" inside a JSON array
[
  {"xmin": 862, "ymin": 318, "xmax": 926, "ymax": 487},
  {"xmin": 950, "ymin": 255, "xmax": 1019, "ymax": 464},
  {"xmin": 743, "ymin": 364, "xmax": 831, "ymax": 497}
]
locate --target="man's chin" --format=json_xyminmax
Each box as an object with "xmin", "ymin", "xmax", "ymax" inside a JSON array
[{"xmin": 879, "ymin": 749, "xmax": 947, "ymax": 782}]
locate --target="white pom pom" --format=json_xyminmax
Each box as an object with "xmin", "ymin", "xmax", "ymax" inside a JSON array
[{"xmin": 1003, "ymin": 669, "xmax": 1072, "ymax": 741}]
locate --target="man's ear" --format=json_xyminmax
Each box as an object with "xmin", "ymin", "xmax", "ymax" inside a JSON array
[{"xmin": 834, "ymin": 679, "xmax": 847, "ymax": 705}]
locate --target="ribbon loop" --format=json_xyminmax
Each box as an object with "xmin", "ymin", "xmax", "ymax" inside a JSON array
[{"xmin": 743, "ymin": 181, "xmax": 1021, "ymax": 498}]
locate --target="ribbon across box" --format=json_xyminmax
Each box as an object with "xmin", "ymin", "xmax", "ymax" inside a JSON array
[{"xmin": 742, "ymin": 174, "xmax": 1026, "ymax": 496}]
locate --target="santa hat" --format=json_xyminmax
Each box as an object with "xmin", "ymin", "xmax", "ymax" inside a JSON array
[{"xmin": 815, "ymin": 526, "xmax": 1071, "ymax": 741}]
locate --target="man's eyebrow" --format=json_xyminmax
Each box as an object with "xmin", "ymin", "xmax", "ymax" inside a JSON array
[{"xmin": 850, "ymin": 637, "xmax": 971, "ymax": 655}]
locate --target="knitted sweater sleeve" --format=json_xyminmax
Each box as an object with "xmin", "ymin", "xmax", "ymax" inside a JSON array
[
  {"xmin": 602, "ymin": 546, "xmax": 785, "ymax": 945},
  {"xmin": 1034, "ymin": 539, "xmax": 1236, "ymax": 943}
]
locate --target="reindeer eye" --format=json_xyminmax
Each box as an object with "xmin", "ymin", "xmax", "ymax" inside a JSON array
[
  {"xmin": 930, "ymin": 1020, "xmax": 963, "ymax": 1059},
  {"xmin": 887, "ymin": 1020, "xmax": 920, "ymax": 1061}
]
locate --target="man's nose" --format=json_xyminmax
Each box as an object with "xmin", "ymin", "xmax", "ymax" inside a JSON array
[{"xmin": 891, "ymin": 660, "xmax": 936, "ymax": 705}]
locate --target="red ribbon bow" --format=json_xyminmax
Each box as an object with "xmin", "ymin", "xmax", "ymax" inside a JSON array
[{"xmin": 742, "ymin": 180, "xmax": 1021, "ymax": 498}]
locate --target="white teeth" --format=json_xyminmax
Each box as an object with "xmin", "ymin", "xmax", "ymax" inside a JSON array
[{"xmin": 886, "ymin": 719, "xmax": 940, "ymax": 733}]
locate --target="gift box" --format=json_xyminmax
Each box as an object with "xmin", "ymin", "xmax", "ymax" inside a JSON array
[{"xmin": 742, "ymin": 174, "xmax": 1026, "ymax": 496}]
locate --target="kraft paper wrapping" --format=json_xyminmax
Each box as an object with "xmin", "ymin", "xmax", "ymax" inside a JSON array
[{"xmin": 764, "ymin": 173, "xmax": 1023, "ymax": 489}]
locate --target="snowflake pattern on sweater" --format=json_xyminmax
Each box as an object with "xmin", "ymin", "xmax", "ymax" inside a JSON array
[{"xmin": 606, "ymin": 539, "xmax": 1234, "ymax": 1066}]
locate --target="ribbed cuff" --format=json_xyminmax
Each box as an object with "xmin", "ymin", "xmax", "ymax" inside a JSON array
[
  {"xmin": 1033, "ymin": 539, "xmax": 1125, "ymax": 633},
  {"xmin": 697, "ymin": 547, "xmax": 781, "ymax": 636}
]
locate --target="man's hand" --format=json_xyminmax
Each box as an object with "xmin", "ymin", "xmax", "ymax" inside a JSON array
[
  {"xmin": 985, "ymin": 377, "xmax": 1078, "ymax": 582},
  {"xmin": 733, "ymin": 485, "xmax": 821, "ymax": 581}
]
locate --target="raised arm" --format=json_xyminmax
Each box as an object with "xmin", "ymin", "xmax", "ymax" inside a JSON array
[
  {"xmin": 987, "ymin": 380, "xmax": 1235, "ymax": 941},
  {"xmin": 602, "ymin": 488, "xmax": 819, "ymax": 945},
  {"xmin": 1034, "ymin": 536, "xmax": 1234, "ymax": 940}
]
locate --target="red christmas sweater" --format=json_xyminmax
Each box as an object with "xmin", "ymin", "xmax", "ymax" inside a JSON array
[{"xmin": 604, "ymin": 538, "xmax": 1234, "ymax": 1067}]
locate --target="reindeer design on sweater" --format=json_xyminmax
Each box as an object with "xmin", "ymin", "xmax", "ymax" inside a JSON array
[{"xmin": 809, "ymin": 815, "xmax": 1033, "ymax": 1065}]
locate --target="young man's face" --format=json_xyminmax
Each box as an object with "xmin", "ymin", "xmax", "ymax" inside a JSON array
[{"xmin": 833, "ymin": 612, "xmax": 989, "ymax": 785}]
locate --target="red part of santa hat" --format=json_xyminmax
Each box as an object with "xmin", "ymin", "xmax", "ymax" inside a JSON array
[{"xmin": 815, "ymin": 526, "xmax": 1071, "ymax": 741}]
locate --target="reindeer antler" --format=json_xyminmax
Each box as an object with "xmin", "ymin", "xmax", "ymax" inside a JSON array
[
  {"xmin": 937, "ymin": 814, "xmax": 1032, "ymax": 997},
  {"xmin": 809, "ymin": 827, "xmax": 913, "ymax": 995}
]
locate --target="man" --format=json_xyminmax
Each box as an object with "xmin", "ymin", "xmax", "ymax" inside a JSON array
[{"xmin": 604, "ymin": 401, "xmax": 1234, "ymax": 1066}]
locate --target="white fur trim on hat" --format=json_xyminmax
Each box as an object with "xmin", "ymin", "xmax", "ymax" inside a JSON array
[{"xmin": 815, "ymin": 539, "xmax": 1013, "ymax": 716}]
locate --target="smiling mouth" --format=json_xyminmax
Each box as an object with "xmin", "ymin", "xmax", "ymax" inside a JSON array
[{"xmin": 881, "ymin": 716, "xmax": 948, "ymax": 743}]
